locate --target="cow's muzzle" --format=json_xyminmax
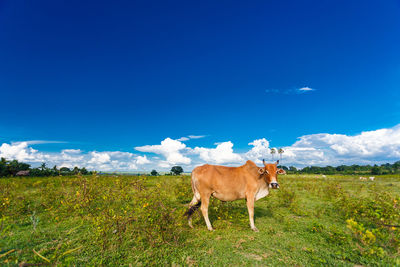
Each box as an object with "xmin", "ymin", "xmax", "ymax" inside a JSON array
[{"xmin": 270, "ymin": 182, "xmax": 279, "ymax": 189}]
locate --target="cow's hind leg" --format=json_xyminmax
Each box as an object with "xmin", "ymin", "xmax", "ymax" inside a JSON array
[
  {"xmin": 200, "ymin": 193, "xmax": 214, "ymax": 231},
  {"xmin": 184, "ymin": 195, "xmax": 201, "ymax": 228}
]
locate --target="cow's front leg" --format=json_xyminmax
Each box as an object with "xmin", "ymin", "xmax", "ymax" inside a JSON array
[
  {"xmin": 246, "ymin": 195, "xmax": 258, "ymax": 232},
  {"xmin": 200, "ymin": 193, "xmax": 214, "ymax": 231}
]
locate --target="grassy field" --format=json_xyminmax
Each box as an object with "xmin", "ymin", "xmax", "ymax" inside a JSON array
[{"xmin": 1, "ymin": 174, "xmax": 400, "ymax": 266}]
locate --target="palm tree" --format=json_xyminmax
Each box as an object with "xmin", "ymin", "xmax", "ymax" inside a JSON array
[
  {"xmin": 278, "ymin": 148, "xmax": 284, "ymax": 162},
  {"xmin": 40, "ymin": 163, "xmax": 46, "ymax": 171},
  {"xmin": 270, "ymin": 148, "xmax": 276, "ymax": 160},
  {"xmin": 73, "ymin": 166, "xmax": 80, "ymax": 175}
]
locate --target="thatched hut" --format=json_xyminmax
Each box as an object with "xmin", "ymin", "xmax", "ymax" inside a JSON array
[{"xmin": 16, "ymin": 170, "xmax": 30, "ymax": 176}]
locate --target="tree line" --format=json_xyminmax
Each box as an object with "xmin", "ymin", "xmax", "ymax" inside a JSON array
[
  {"xmin": 279, "ymin": 161, "xmax": 400, "ymax": 175},
  {"xmin": 0, "ymin": 158, "xmax": 93, "ymax": 177}
]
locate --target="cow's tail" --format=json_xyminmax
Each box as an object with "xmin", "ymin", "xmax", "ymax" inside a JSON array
[{"xmin": 184, "ymin": 201, "xmax": 201, "ymax": 219}]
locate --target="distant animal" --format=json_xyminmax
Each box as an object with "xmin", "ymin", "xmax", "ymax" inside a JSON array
[
  {"xmin": 322, "ymin": 175, "xmax": 326, "ymax": 178},
  {"xmin": 369, "ymin": 176, "xmax": 375, "ymax": 181},
  {"xmin": 185, "ymin": 159, "xmax": 281, "ymax": 232},
  {"xmin": 359, "ymin": 176, "xmax": 367, "ymax": 181}
]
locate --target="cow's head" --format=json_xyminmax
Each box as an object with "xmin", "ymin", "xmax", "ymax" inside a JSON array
[{"xmin": 258, "ymin": 159, "xmax": 280, "ymax": 189}]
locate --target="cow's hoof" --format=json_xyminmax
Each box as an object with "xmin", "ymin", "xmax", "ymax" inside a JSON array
[
  {"xmin": 207, "ymin": 227, "xmax": 215, "ymax": 231},
  {"xmin": 251, "ymin": 227, "xmax": 259, "ymax": 232}
]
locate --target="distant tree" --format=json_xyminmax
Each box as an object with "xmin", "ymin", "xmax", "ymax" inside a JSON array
[
  {"xmin": 277, "ymin": 165, "xmax": 288, "ymax": 171},
  {"xmin": 40, "ymin": 163, "xmax": 47, "ymax": 171},
  {"xmin": 80, "ymin": 167, "xmax": 89, "ymax": 175},
  {"xmin": 73, "ymin": 166, "xmax": 80, "ymax": 175},
  {"xmin": 52, "ymin": 165, "xmax": 60, "ymax": 176},
  {"xmin": 371, "ymin": 165, "xmax": 383, "ymax": 175},
  {"xmin": 60, "ymin": 167, "xmax": 71, "ymax": 175},
  {"xmin": 393, "ymin": 161, "xmax": 400, "ymax": 173},
  {"xmin": 289, "ymin": 166, "xmax": 297, "ymax": 173},
  {"xmin": 29, "ymin": 168, "xmax": 43, "ymax": 177},
  {"xmin": 0, "ymin": 158, "xmax": 8, "ymax": 177},
  {"xmin": 270, "ymin": 148, "xmax": 276, "ymax": 160},
  {"xmin": 171, "ymin": 166, "xmax": 183, "ymax": 175},
  {"xmin": 150, "ymin": 169, "xmax": 159, "ymax": 176},
  {"xmin": 278, "ymin": 148, "xmax": 284, "ymax": 161},
  {"xmin": 324, "ymin": 166, "xmax": 335, "ymax": 175},
  {"xmin": 8, "ymin": 160, "xmax": 30, "ymax": 176}
]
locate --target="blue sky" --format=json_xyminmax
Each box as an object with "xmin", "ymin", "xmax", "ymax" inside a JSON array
[{"xmin": 1, "ymin": 0, "xmax": 400, "ymax": 171}]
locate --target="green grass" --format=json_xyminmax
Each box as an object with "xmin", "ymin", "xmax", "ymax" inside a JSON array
[{"xmin": 1, "ymin": 174, "xmax": 400, "ymax": 266}]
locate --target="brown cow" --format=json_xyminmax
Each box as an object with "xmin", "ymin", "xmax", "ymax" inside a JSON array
[{"xmin": 185, "ymin": 159, "xmax": 280, "ymax": 232}]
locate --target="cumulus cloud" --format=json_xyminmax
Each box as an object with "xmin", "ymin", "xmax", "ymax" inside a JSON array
[
  {"xmin": 88, "ymin": 152, "xmax": 111, "ymax": 164},
  {"xmin": 136, "ymin": 155, "xmax": 150, "ymax": 165},
  {"xmin": 135, "ymin": 138, "xmax": 191, "ymax": 166},
  {"xmin": 245, "ymin": 138, "xmax": 271, "ymax": 164},
  {"xmin": 279, "ymin": 124, "xmax": 400, "ymax": 166},
  {"xmin": 192, "ymin": 141, "xmax": 242, "ymax": 164},
  {"xmin": 0, "ymin": 142, "xmax": 44, "ymax": 162}
]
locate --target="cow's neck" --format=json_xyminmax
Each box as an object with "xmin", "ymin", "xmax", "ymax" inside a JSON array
[{"xmin": 255, "ymin": 181, "xmax": 269, "ymax": 200}]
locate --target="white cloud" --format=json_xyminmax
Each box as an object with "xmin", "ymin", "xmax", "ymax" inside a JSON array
[
  {"xmin": 88, "ymin": 152, "xmax": 111, "ymax": 164},
  {"xmin": 135, "ymin": 138, "xmax": 191, "ymax": 165},
  {"xmin": 177, "ymin": 135, "xmax": 206, "ymax": 142},
  {"xmin": 23, "ymin": 140, "xmax": 67, "ymax": 145},
  {"xmin": 299, "ymin": 87, "xmax": 314, "ymax": 91},
  {"xmin": 266, "ymin": 87, "xmax": 315, "ymax": 95},
  {"xmin": 136, "ymin": 155, "xmax": 150, "ymax": 165},
  {"xmin": 245, "ymin": 138, "xmax": 271, "ymax": 164},
  {"xmin": 62, "ymin": 149, "xmax": 82, "ymax": 154},
  {"xmin": 0, "ymin": 142, "xmax": 44, "ymax": 162},
  {"xmin": 278, "ymin": 124, "xmax": 400, "ymax": 166},
  {"xmin": 188, "ymin": 135, "xmax": 205, "ymax": 139},
  {"xmin": 193, "ymin": 141, "xmax": 242, "ymax": 164}
]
